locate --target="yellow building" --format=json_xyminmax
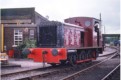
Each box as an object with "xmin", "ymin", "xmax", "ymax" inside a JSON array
[{"xmin": 0, "ymin": 24, "xmax": 4, "ymax": 52}]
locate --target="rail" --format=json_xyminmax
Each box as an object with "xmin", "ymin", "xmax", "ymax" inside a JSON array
[
  {"xmin": 61, "ymin": 47, "xmax": 118, "ymax": 80},
  {"xmin": 101, "ymin": 64, "xmax": 120, "ymax": 80}
]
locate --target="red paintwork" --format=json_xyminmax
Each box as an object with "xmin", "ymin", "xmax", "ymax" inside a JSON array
[
  {"xmin": 65, "ymin": 17, "xmax": 102, "ymax": 47},
  {"xmin": 8, "ymin": 49, "xmax": 14, "ymax": 58},
  {"xmin": 64, "ymin": 25, "xmax": 82, "ymax": 48},
  {"xmin": 28, "ymin": 48, "xmax": 67, "ymax": 63},
  {"xmin": 76, "ymin": 58, "xmax": 96, "ymax": 63}
]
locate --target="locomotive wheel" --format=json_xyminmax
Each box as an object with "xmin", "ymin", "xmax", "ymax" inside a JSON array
[
  {"xmin": 96, "ymin": 49, "xmax": 99, "ymax": 57},
  {"xmin": 50, "ymin": 63, "xmax": 57, "ymax": 67},
  {"xmin": 60, "ymin": 60, "xmax": 66, "ymax": 65},
  {"xmin": 92, "ymin": 51, "xmax": 96, "ymax": 58},
  {"xmin": 80, "ymin": 51, "xmax": 85, "ymax": 60},
  {"xmin": 79, "ymin": 53, "xmax": 82, "ymax": 60},
  {"xmin": 87, "ymin": 50, "xmax": 92, "ymax": 62},
  {"xmin": 87, "ymin": 50, "xmax": 92, "ymax": 58},
  {"xmin": 69, "ymin": 54, "xmax": 77, "ymax": 66}
]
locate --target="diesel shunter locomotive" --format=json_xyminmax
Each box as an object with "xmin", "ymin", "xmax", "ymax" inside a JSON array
[{"xmin": 24, "ymin": 17, "xmax": 103, "ymax": 66}]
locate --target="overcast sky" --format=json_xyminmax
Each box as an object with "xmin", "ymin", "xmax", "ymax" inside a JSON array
[{"xmin": 0, "ymin": 0, "xmax": 120, "ymax": 34}]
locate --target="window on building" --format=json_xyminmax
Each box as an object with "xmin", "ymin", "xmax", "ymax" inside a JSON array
[
  {"xmin": 14, "ymin": 29, "xmax": 23, "ymax": 46},
  {"xmin": 29, "ymin": 29, "xmax": 34, "ymax": 40}
]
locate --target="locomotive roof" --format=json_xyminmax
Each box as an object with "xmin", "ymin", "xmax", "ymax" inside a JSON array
[
  {"xmin": 39, "ymin": 21, "xmax": 84, "ymax": 29},
  {"xmin": 65, "ymin": 16, "xmax": 101, "ymax": 21}
]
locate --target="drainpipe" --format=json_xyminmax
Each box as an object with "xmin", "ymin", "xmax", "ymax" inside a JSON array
[{"xmin": 1, "ymin": 24, "xmax": 4, "ymax": 52}]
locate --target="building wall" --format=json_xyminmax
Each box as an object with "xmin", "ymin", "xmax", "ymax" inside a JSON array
[
  {"xmin": 4, "ymin": 25, "xmax": 37, "ymax": 50},
  {"xmin": 1, "ymin": 8, "xmax": 49, "ymax": 51},
  {"xmin": 4, "ymin": 27, "xmax": 14, "ymax": 50},
  {"xmin": 1, "ymin": 8, "xmax": 35, "ymax": 23},
  {"xmin": 0, "ymin": 24, "xmax": 2, "ymax": 52}
]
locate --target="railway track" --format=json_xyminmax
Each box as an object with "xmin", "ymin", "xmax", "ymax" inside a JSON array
[
  {"xmin": 101, "ymin": 64, "xmax": 120, "ymax": 80},
  {"xmin": 1, "ymin": 63, "xmax": 95, "ymax": 80},
  {"xmin": 62, "ymin": 53, "xmax": 119, "ymax": 80},
  {"xmin": 1, "ymin": 64, "xmax": 71, "ymax": 80},
  {"xmin": 1, "ymin": 47, "xmax": 119, "ymax": 80},
  {"xmin": 61, "ymin": 47, "xmax": 119, "ymax": 80}
]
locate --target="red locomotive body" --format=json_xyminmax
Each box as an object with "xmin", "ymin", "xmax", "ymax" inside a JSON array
[
  {"xmin": 24, "ymin": 18, "xmax": 103, "ymax": 65},
  {"xmin": 65, "ymin": 17, "xmax": 103, "ymax": 47},
  {"xmin": 28, "ymin": 48, "xmax": 67, "ymax": 63}
]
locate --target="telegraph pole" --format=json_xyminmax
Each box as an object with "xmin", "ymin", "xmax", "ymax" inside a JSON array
[
  {"xmin": 99, "ymin": 13, "xmax": 102, "ymax": 33},
  {"xmin": 104, "ymin": 25, "xmax": 106, "ymax": 34}
]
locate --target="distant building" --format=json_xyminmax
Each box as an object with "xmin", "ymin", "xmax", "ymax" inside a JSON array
[
  {"xmin": 102, "ymin": 34, "xmax": 120, "ymax": 46},
  {"xmin": 0, "ymin": 7, "xmax": 49, "ymax": 52}
]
